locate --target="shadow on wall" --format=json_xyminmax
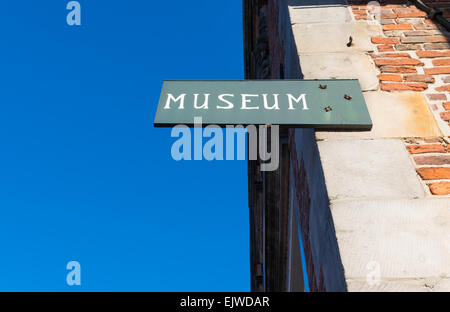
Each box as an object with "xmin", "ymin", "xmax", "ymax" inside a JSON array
[
  {"xmin": 281, "ymin": 0, "xmax": 348, "ymax": 292},
  {"xmin": 244, "ymin": 0, "xmax": 349, "ymax": 292}
]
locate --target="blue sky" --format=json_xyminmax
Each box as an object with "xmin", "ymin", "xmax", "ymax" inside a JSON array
[{"xmin": 0, "ymin": 1, "xmax": 248, "ymax": 291}]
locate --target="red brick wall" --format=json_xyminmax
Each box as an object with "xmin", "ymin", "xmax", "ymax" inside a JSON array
[
  {"xmin": 350, "ymin": 0, "xmax": 450, "ymax": 196},
  {"xmin": 405, "ymin": 138, "xmax": 450, "ymax": 195},
  {"xmin": 350, "ymin": 1, "xmax": 449, "ymax": 124}
]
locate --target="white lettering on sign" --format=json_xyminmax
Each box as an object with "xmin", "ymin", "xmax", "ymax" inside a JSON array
[
  {"xmin": 193, "ymin": 93, "xmax": 210, "ymax": 109},
  {"xmin": 217, "ymin": 94, "xmax": 234, "ymax": 109},
  {"xmin": 163, "ymin": 93, "xmax": 308, "ymax": 111},
  {"xmin": 287, "ymin": 93, "xmax": 309, "ymax": 110},
  {"xmin": 241, "ymin": 94, "xmax": 259, "ymax": 110},
  {"xmin": 262, "ymin": 94, "xmax": 280, "ymax": 110},
  {"xmin": 164, "ymin": 93, "xmax": 186, "ymax": 109}
]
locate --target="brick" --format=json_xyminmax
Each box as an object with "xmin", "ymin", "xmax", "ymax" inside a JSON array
[
  {"xmin": 385, "ymin": 30, "xmax": 407, "ymax": 37},
  {"xmin": 378, "ymin": 45, "xmax": 394, "ymax": 52},
  {"xmin": 401, "ymin": 36, "xmax": 427, "ymax": 44},
  {"xmin": 373, "ymin": 58, "xmax": 424, "ymax": 66},
  {"xmin": 424, "ymin": 67, "xmax": 450, "ymax": 75},
  {"xmin": 394, "ymin": 8, "xmax": 427, "ymax": 18},
  {"xmin": 354, "ymin": 16, "xmax": 368, "ymax": 21},
  {"xmin": 427, "ymin": 36, "xmax": 450, "ymax": 43},
  {"xmin": 424, "ymin": 19, "xmax": 437, "ymax": 25},
  {"xmin": 424, "ymin": 43, "xmax": 450, "ymax": 50},
  {"xmin": 427, "ymin": 94, "xmax": 447, "ymax": 101},
  {"xmin": 395, "ymin": 44, "xmax": 423, "ymax": 51},
  {"xmin": 441, "ymin": 111, "xmax": 450, "ymax": 121},
  {"xmin": 380, "ymin": 66, "xmax": 417, "ymax": 73},
  {"xmin": 383, "ymin": 24, "xmax": 413, "ymax": 30},
  {"xmin": 428, "ymin": 182, "xmax": 450, "ymax": 195},
  {"xmin": 403, "ymin": 74, "xmax": 435, "ymax": 83},
  {"xmin": 417, "ymin": 51, "xmax": 450, "ymax": 58},
  {"xmin": 443, "ymin": 102, "xmax": 450, "ymax": 110},
  {"xmin": 371, "ymin": 52, "xmax": 410, "ymax": 58},
  {"xmin": 397, "ymin": 18, "xmax": 426, "ymax": 25},
  {"xmin": 378, "ymin": 74, "xmax": 402, "ymax": 81},
  {"xmin": 414, "ymin": 155, "xmax": 450, "ymax": 166},
  {"xmin": 417, "ymin": 167, "xmax": 450, "ymax": 180},
  {"xmin": 354, "ymin": 11, "xmax": 368, "ymax": 17},
  {"xmin": 414, "ymin": 23, "xmax": 439, "ymax": 30},
  {"xmin": 432, "ymin": 59, "xmax": 450, "ymax": 66},
  {"xmin": 381, "ymin": 11, "xmax": 397, "ymax": 19},
  {"xmin": 381, "ymin": 19, "xmax": 396, "ymax": 25},
  {"xmin": 380, "ymin": 82, "xmax": 428, "ymax": 91},
  {"xmin": 436, "ymin": 85, "xmax": 450, "ymax": 92},
  {"xmin": 406, "ymin": 144, "xmax": 446, "ymax": 154},
  {"xmin": 383, "ymin": 5, "xmax": 400, "ymax": 9},
  {"xmin": 372, "ymin": 37, "xmax": 400, "ymax": 44},
  {"xmin": 423, "ymin": 138, "xmax": 442, "ymax": 144},
  {"xmin": 404, "ymin": 30, "xmax": 442, "ymax": 36}
]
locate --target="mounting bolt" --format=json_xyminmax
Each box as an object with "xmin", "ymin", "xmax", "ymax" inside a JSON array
[
  {"xmin": 319, "ymin": 84, "xmax": 327, "ymax": 89},
  {"xmin": 324, "ymin": 106, "xmax": 332, "ymax": 112},
  {"xmin": 344, "ymin": 94, "xmax": 352, "ymax": 100},
  {"xmin": 347, "ymin": 36, "xmax": 353, "ymax": 47}
]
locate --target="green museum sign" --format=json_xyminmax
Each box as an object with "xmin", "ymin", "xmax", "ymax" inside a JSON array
[{"xmin": 154, "ymin": 80, "xmax": 372, "ymax": 130}]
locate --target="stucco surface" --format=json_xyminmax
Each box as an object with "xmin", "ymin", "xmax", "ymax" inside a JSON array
[
  {"xmin": 317, "ymin": 139, "xmax": 425, "ymax": 200},
  {"xmin": 331, "ymin": 198, "xmax": 450, "ymax": 291},
  {"xmin": 316, "ymin": 91, "xmax": 443, "ymax": 139},
  {"xmin": 290, "ymin": 6, "xmax": 351, "ymax": 24},
  {"xmin": 299, "ymin": 53, "xmax": 379, "ymax": 91},
  {"xmin": 293, "ymin": 22, "xmax": 380, "ymax": 54}
]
